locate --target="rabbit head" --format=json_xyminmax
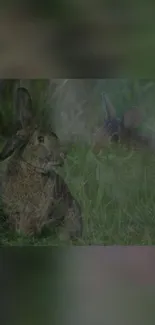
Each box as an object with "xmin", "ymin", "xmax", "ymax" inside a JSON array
[
  {"xmin": 92, "ymin": 93, "xmax": 146, "ymax": 152},
  {"xmin": 0, "ymin": 87, "xmax": 66, "ymax": 168}
]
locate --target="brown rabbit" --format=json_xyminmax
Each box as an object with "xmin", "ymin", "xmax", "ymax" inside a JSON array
[
  {"xmin": 92, "ymin": 93, "xmax": 149, "ymax": 152},
  {"xmin": 0, "ymin": 87, "xmax": 82, "ymax": 240}
]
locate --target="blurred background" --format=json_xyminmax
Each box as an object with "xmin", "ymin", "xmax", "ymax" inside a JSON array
[
  {"xmin": 0, "ymin": 1, "xmax": 154, "ymax": 77},
  {"xmin": 1, "ymin": 247, "xmax": 155, "ymax": 325}
]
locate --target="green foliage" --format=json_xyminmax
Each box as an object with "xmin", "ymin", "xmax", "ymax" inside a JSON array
[
  {"xmin": 0, "ymin": 79, "xmax": 51, "ymax": 136},
  {"xmin": 0, "ymin": 80, "xmax": 17, "ymax": 135}
]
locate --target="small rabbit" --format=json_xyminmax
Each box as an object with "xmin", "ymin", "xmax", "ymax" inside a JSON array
[
  {"xmin": 0, "ymin": 87, "xmax": 82, "ymax": 240},
  {"xmin": 92, "ymin": 93, "xmax": 149, "ymax": 152}
]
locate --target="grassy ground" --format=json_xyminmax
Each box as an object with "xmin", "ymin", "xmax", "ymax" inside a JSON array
[
  {"xmin": 1, "ymin": 79, "xmax": 155, "ymax": 245},
  {"xmin": 1, "ymin": 143, "xmax": 155, "ymax": 246},
  {"xmin": 54, "ymin": 144, "xmax": 155, "ymax": 246}
]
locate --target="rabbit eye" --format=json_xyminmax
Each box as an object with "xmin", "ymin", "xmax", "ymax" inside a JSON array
[{"xmin": 38, "ymin": 135, "xmax": 44, "ymax": 143}]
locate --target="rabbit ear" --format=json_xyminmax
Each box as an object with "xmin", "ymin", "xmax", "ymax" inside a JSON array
[
  {"xmin": 102, "ymin": 93, "xmax": 117, "ymax": 119},
  {"xmin": 0, "ymin": 135, "xmax": 26, "ymax": 161},
  {"xmin": 50, "ymin": 130, "xmax": 59, "ymax": 140},
  {"xmin": 123, "ymin": 107, "xmax": 143, "ymax": 129},
  {"xmin": 16, "ymin": 87, "xmax": 33, "ymax": 129}
]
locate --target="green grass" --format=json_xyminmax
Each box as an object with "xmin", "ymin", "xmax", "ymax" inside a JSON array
[
  {"xmin": 64, "ymin": 144, "xmax": 155, "ymax": 245},
  {"xmin": 1, "ymin": 143, "xmax": 155, "ymax": 246}
]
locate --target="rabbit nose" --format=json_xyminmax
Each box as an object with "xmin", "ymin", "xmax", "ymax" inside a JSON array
[
  {"xmin": 111, "ymin": 133, "xmax": 119, "ymax": 142},
  {"xmin": 38, "ymin": 136, "xmax": 44, "ymax": 143}
]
